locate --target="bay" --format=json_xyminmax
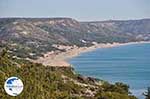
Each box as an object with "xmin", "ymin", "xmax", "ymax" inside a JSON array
[{"xmin": 69, "ymin": 43, "xmax": 150, "ymax": 99}]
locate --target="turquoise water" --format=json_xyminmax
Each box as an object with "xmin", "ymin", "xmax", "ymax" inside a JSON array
[{"xmin": 69, "ymin": 43, "xmax": 150, "ymax": 99}]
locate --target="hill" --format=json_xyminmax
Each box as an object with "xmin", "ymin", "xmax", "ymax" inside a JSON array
[
  {"xmin": 0, "ymin": 18, "xmax": 150, "ymax": 59},
  {"xmin": 0, "ymin": 50, "xmax": 137, "ymax": 99}
]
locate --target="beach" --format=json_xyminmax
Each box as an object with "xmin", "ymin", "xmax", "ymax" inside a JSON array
[
  {"xmin": 32, "ymin": 41, "xmax": 150, "ymax": 67},
  {"xmin": 69, "ymin": 42, "xmax": 150, "ymax": 99}
]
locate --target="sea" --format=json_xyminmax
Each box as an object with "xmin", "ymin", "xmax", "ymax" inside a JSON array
[{"xmin": 69, "ymin": 43, "xmax": 150, "ymax": 99}]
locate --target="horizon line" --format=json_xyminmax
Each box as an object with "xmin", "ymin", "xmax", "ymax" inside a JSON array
[{"xmin": 0, "ymin": 16, "xmax": 150, "ymax": 22}]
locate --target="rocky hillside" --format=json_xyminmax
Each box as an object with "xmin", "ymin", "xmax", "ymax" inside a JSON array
[
  {"xmin": 0, "ymin": 18, "xmax": 150, "ymax": 59},
  {"xmin": 0, "ymin": 50, "xmax": 137, "ymax": 99}
]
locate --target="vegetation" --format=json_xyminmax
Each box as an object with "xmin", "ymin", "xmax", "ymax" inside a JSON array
[
  {"xmin": 0, "ymin": 50, "xmax": 137, "ymax": 99},
  {"xmin": 144, "ymin": 87, "xmax": 150, "ymax": 99},
  {"xmin": 0, "ymin": 18, "xmax": 150, "ymax": 59},
  {"xmin": 0, "ymin": 18, "xmax": 149, "ymax": 99}
]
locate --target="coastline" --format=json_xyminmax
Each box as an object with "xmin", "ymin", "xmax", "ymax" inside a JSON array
[{"xmin": 32, "ymin": 41, "xmax": 150, "ymax": 67}]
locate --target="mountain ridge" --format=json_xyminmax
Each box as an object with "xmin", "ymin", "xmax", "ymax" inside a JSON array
[{"xmin": 0, "ymin": 18, "xmax": 150, "ymax": 59}]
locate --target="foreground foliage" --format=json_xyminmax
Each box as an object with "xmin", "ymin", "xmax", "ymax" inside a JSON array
[
  {"xmin": 0, "ymin": 51, "xmax": 137, "ymax": 99},
  {"xmin": 144, "ymin": 87, "xmax": 150, "ymax": 99}
]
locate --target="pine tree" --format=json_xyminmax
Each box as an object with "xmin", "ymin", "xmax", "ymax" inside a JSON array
[{"xmin": 144, "ymin": 87, "xmax": 150, "ymax": 99}]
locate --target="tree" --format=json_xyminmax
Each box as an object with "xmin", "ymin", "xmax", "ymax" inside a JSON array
[
  {"xmin": 0, "ymin": 48, "xmax": 8, "ymax": 58},
  {"xmin": 144, "ymin": 87, "xmax": 150, "ymax": 99}
]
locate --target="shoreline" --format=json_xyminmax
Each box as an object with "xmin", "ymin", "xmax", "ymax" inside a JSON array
[{"xmin": 32, "ymin": 41, "xmax": 150, "ymax": 67}]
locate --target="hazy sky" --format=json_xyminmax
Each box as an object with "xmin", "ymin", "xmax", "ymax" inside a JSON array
[{"xmin": 0, "ymin": 0, "xmax": 150, "ymax": 21}]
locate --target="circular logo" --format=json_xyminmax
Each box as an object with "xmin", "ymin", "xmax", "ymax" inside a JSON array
[{"xmin": 4, "ymin": 77, "xmax": 23, "ymax": 96}]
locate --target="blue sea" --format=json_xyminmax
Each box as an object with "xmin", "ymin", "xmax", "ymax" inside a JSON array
[{"xmin": 69, "ymin": 43, "xmax": 150, "ymax": 99}]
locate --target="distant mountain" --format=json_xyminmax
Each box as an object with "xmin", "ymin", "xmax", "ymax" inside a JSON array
[{"xmin": 0, "ymin": 18, "xmax": 150, "ymax": 59}]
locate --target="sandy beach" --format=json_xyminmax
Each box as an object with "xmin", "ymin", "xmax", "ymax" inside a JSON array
[{"xmin": 32, "ymin": 41, "xmax": 150, "ymax": 67}]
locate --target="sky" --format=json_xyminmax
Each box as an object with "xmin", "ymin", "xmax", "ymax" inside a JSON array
[{"xmin": 0, "ymin": 0, "xmax": 150, "ymax": 21}]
